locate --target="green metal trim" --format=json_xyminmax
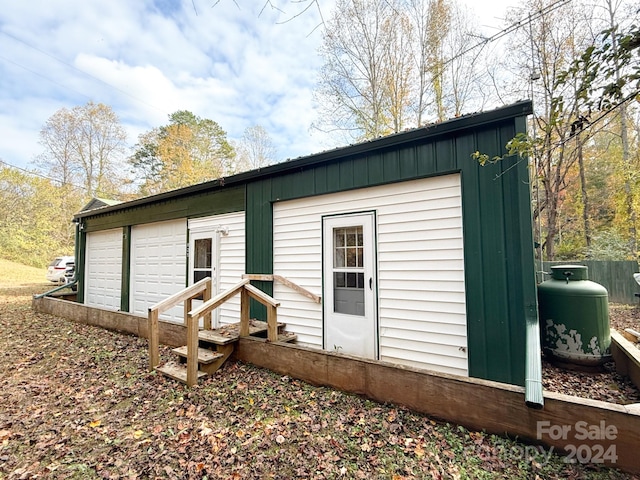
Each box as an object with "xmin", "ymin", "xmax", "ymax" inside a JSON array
[
  {"xmin": 511, "ymin": 113, "xmax": 543, "ymax": 407},
  {"xmin": 75, "ymin": 103, "xmax": 533, "ymax": 224},
  {"xmin": 76, "ymin": 225, "xmax": 86, "ymax": 303},
  {"xmin": 33, "ymin": 280, "xmax": 78, "ymax": 299},
  {"xmin": 120, "ymin": 226, "xmax": 131, "ymax": 312},
  {"xmin": 247, "ymin": 102, "xmax": 535, "ymax": 386},
  {"xmin": 82, "ymin": 186, "xmax": 245, "ymax": 232}
]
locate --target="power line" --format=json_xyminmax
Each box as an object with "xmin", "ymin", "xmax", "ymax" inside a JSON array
[
  {"xmin": 413, "ymin": 0, "xmax": 573, "ymax": 125},
  {"xmin": 0, "ymin": 53, "xmax": 93, "ymax": 103},
  {"xmin": 0, "ymin": 158, "xmax": 132, "ymax": 201},
  {"xmin": 442, "ymin": 0, "xmax": 572, "ymax": 70},
  {"xmin": 0, "ymin": 158, "xmax": 87, "ymax": 190},
  {"xmin": 0, "ymin": 30, "xmax": 169, "ymax": 116}
]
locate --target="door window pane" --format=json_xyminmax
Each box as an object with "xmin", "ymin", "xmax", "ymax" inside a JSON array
[
  {"xmin": 334, "ymin": 226, "xmax": 363, "ymax": 268},
  {"xmin": 194, "ymin": 270, "xmax": 210, "ymax": 284},
  {"xmin": 194, "ymin": 238, "xmax": 212, "ymax": 269},
  {"xmin": 333, "ymin": 225, "xmax": 365, "ymax": 316},
  {"xmin": 193, "ymin": 237, "xmax": 213, "ymax": 285}
]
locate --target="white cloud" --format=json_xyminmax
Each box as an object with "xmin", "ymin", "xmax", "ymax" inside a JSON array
[
  {"xmin": 0, "ymin": 0, "xmax": 328, "ymax": 171},
  {"xmin": 0, "ymin": 0, "xmax": 519, "ymax": 172}
]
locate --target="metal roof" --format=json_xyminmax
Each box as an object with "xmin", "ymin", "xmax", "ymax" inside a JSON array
[{"xmin": 75, "ymin": 100, "xmax": 533, "ymax": 220}]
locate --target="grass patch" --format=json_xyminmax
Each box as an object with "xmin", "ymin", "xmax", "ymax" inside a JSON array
[{"xmin": 0, "ymin": 258, "xmax": 48, "ymax": 287}]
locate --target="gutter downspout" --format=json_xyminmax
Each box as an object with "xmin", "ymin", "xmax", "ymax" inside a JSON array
[
  {"xmin": 33, "ymin": 280, "xmax": 78, "ymax": 299},
  {"xmin": 525, "ymin": 303, "xmax": 544, "ymax": 409}
]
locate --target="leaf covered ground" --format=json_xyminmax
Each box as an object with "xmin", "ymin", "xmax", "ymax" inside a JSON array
[
  {"xmin": 540, "ymin": 305, "xmax": 640, "ymax": 404},
  {"xmin": 0, "ymin": 282, "xmax": 637, "ymax": 479}
]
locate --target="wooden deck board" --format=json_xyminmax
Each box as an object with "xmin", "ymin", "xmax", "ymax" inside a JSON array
[
  {"xmin": 198, "ymin": 320, "xmax": 285, "ymax": 345},
  {"xmin": 172, "ymin": 346, "xmax": 224, "ymax": 364}
]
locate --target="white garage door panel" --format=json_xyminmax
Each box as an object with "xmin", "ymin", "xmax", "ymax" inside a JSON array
[
  {"xmin": 85, "ymin": 229, "xmax": 123, "ymax": 311},
  {"xmin": 130, "ymin": 219, "xmax": 187, "ymax": 323}
]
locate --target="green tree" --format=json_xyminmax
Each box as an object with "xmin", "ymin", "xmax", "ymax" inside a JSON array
[
  {"xmin": 0, "ymin": 165, "xmax": 80, "ymax": 267},
  {"xmin": 131, "ymin": 111, "xmax": 235, "ymax": 195},
  {"xmin": 554, "ymin": 8, "xmax": 639, "ymax": 257}
]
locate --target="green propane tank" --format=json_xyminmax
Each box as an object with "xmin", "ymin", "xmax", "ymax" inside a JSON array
[{"xmin": 538, "ymin": 265, "xmax": 611, "ymax": 366}]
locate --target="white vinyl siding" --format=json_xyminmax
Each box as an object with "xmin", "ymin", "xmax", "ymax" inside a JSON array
[
  {"xmin": 130, "ymin": 219, "xmax": 187, "ymax": 323},
  {"xmin": 188, "ymin": 212, "xmax": 245, "ymax": 326},
  {"xmin": 85, "ymin": 228, "xmax": 123, "ymax": 311},
  {"xmin": 273, "ymin": 173, "xmax": 467, "ymax": 377}
]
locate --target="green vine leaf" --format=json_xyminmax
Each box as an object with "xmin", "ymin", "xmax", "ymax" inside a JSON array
[{"xmin": 472, "ymin": 133, "xmax": 536, "ymax": 166}]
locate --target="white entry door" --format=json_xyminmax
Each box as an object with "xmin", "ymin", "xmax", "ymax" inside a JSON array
[
  {"xmin": 189, "ymin": 230, "xmax": 220, "ymax": 326},
  {"xmin": 323, "ymin": 212, "xmax": 377, "ymax": 359}
]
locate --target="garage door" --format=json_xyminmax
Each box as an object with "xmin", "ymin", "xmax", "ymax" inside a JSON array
[
  {"xmin": 85, "ymin": 228, "xmax": 123, "ymax": 311},
  {"xmin": 130, "ymin": 219, "xmax": 187, "ymax": 323}
]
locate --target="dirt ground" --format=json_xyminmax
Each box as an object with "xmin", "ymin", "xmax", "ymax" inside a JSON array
[{"xmin": 0, "ymin": 283, "xmax": 638, "ymax": 479}]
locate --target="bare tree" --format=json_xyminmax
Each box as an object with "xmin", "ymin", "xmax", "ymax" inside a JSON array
[
  {"xmin": 443, "ymin": 2, "xmax": 486, "ymax": 117},
  {"xmin": 315, "ymin": 0, "xmax": 396, "ymax": 140},
  {"xmin": 603, "ymin": 0, "xmax": 637, "ymax": 257},
  {"xmin": 314, "ymin": 0, "xmax": 488, "ymax": 139},
  {"xmin": 236, "ymin": 125, "xmax": 278, "ymax": 171},
  {"xmin": 37, "ymin": 101, "xmax": 128, "ymax": 198},
  {"xmin": 504, "ymin": 0, "xmax": 596, "ymax": 260},
  {"xmin": 425, "ymin": 0, "xmax": 450, "ymax": 122}
]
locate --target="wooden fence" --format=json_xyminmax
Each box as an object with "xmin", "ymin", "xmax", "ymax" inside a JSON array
[{"xmin": 539, "ymin": 260, "xmax": 640, "ymax": 304}]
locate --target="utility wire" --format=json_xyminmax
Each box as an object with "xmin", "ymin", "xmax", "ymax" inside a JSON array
[
  {"xmin": 0, "ymin": 30, "xmax": 169, "ymax": 116},
  {"xmin": 0, "ymin": 53, "xmax": 93, "ymax": 103},
  {"xmin": 441, "ymin": 0, "xmax": 571, "ymax": 70},
  {"xmin": 0, "ymin": 158, "xmax": 132, "ymax": 200},
  {"xmin": 0, "ymin": 159, "xmax": 83, "ymax": 189}
]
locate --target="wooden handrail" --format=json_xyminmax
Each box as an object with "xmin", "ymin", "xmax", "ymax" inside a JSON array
[
  {"xmin": 188, "ymin": 278, "xmax": 250, "ymax": 320},
  {"xmin": 242, "ymin": 273, "xmax": 321, "ymax": 304},
  {"xmin": 149, "ymin": 276, "xmax": 211, "ymax": 315},
  {"xmin": 273, "ymin": 275, "xmax": 321, "ymax": 304},
  {"xmin": 150, "ymin": 275, "xmax": 286, "ymax": 387},
  {"xmin": 148, "ymin": 277, "xmax": 212, "ymax": 373},
  {"xmin": 245, "ymin": 284, "xmax": 280, "ymax": 308},
  {"xmin": 185, "ymin": 278, "xmax": 279, "ymax": 387}
]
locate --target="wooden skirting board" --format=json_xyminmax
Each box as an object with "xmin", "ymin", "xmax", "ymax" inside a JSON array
[
  {"xmin": 33, "ymin": 296, "xmax": 640, "ymax": 474},
  {"xmin": 235, "ymin": 338, "xmax": 640, "ymax": 474},
  {"xmin": 611, "ymin": 330, "xmax": 640, "ymax": 392}
]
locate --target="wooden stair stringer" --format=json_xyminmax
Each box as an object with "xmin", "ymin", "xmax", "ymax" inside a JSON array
[
  {"xmin": 199, "ymin": 343, "xmax": 235, "ymax": 375},
  {"xmin": 156, "ymin": 320, "xmax": 296, "ymax": 384}
]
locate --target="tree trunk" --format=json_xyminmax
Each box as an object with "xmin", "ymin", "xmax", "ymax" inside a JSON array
[{"xmin": 577, "ymin": 137, "xmax": 591, "ymax": 248}]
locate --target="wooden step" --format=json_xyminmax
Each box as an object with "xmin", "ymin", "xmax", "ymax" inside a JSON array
[
  {"xmin": 247, "ymin": 332, "xmax": 298, "ymax": 344},
  {"xmin": 198, "ymin": 320, "xmax": 287, "ymax": 345},
  {"xmin": 172, "ymin": 346, "xmax": 224, "ymax": 364},
  {"xmin": 198, "ymin": 329, "xmax": 238, "ymax": 345},
  {"xmin": 156, "ymin": 362, "xmax": 206, "ymax": 383},
  {"xmin": 278, "ymin": 332, "xmax": 297, "ymax": 343}
]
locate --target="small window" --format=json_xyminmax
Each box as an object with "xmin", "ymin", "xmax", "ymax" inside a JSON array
[
  {"xmin": 333, "ymin": 226, "xmax": 365, "ymax": 316},
  {"xmin": 193, "ymin": 238, "xmax": 212, "ymax": 284}
]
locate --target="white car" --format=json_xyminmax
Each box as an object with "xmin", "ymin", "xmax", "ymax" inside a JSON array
[{"xmin": 46, "ymin": 256, "xmax": 75, "ymax": 283}]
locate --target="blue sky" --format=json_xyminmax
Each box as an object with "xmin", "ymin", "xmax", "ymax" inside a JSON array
[{"xmin": 0, "ymin": 0, "xmax": 516, "ymax": 172}]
